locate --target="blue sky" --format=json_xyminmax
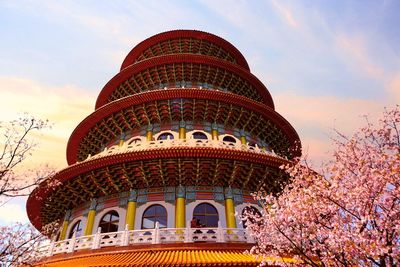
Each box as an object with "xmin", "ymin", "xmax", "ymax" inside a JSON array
[{"xmin": 0, "ymin": 0, "xmax": 399, "ymax": 224}]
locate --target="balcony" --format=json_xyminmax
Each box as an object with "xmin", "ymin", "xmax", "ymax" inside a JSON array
[
  {"xmin": 38, "ymin": 223, "xmax": 255, "ymax": 258},
  {"xmin": 84, "ymin": 137, "xmax": 282, "ymax": 162}
]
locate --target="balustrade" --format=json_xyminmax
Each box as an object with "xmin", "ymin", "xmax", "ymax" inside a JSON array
[
  {"xmin": 36, "ymin": 224, "xmax": 255, "ymax": 257},
  {"xmin": 85, "ymin": 138, "xmax": 279, "ymax": 161}
]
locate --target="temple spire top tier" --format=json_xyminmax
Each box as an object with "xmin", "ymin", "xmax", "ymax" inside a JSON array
[
  {"xmin": 120, "ymin": 30, "xmax": 250, "ymax": 71},
  {"xmin": 95, "ymin": 30, "xmax": 275, "ymax": 109}
]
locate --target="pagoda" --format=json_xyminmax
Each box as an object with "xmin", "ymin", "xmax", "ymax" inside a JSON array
[{"xmin": 27, "ymin": 30, "xmax": 301, "ymax": 266}]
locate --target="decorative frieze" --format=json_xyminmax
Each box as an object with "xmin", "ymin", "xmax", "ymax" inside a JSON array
[
  {"xmin": 213, "ymin": 187, "xmax": 225, "ymax": 202},
  {"xmin": 162, "ymin": 187, "xmax": 175, "ymax": 202}
]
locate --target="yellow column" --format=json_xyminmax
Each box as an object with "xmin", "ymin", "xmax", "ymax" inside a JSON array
[
  {"xmin": 211, "ymin": 123, "xmax": 219, "ymax": 140},
  {"xmin": 179, "ymin": 121, "xmax": 186, "ymax": 139},
  {"xmin": 84, "ymin": 199, "xmax": 97, "ymax": 235},
  {"xmin": 224, "ymin": 188, "xmax": 237, "ymax": 228},
  {"xmin": 125, "ymin": 190, "xmax": 137, "ymax": 230},
  {"xmin": 59, "ymin": 210, "xmax": 71, "ymax": 240},
  {"xmin": 146, "ymin": 124, "xmax": 153, "ymax": 141},
  {"xmin": 119, "ymin": 133, "xmax": 126, "ymax": 146},
  {"xmin": 175, "ymin": 186, "xmax": 186, "ymax": 228},
  {"xmin": 240, "ymin": 136, "xmax": 246, "ymax": 145}
]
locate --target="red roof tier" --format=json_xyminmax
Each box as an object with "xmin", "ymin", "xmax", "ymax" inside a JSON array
[
  {"xmin": 95, "ymin": 54, "xmax": 274, "ymax": 109},
  {"xmin": 28, "ymin": 147, "xmax": 289, "ymax": 229},
  {"xmin": 69, "ymin": 89, "xmax": 300, "ymax": 164},
  {"xmin": 120, "ymin": 29, "xmax": 250, "ymax": 71}
]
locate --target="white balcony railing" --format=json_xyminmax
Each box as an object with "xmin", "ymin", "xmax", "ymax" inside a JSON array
[
  {"xmin": 83, "ymin": 138, "xmax": 282, "ymax": 162},
  {"xmin": 39, "ymin": 223, "xmax": 255, "ymax": 258}
]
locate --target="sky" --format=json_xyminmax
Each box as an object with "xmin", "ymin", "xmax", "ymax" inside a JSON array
[{"xmin": 0, "ymin": 0, "xmax": 399, "ymax": 225}]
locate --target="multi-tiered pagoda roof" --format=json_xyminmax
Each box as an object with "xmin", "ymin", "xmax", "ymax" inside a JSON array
[{"xmin": 27, "ymin": 30, "xmax": 301, "ymax": 267}]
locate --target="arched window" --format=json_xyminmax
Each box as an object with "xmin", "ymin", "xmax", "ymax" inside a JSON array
[
  {"xmin": 222, "ymin": 136, "xmax": 236, "ymax": 143},
  {"xmin": 127, "ymin": 138, "xmax": 141, "ymax": 145},
  {"xmin": 192, "ymin": 132, "xmax": 208, "ymax": 140},
  {"xmin": 68, "ymin": 220, "xmax": 83, "ymax": 238},
  {"xmin": 142, "ymin": 205, "xmax": 168, "ymax": 229},
  {"xmin": 193, "ymin": 203, "xmax": 219, "ymax": 227},
  {"xmin": 99, "ymin": 211, "xmax": 119, "ymax": 233},
  {"xmin": 157, "ymin": 133, "xmax": 174, "ymax": 140},
  {"xmin": 241, "ymin": 206, "xmax": 262, "ymax": 228}
]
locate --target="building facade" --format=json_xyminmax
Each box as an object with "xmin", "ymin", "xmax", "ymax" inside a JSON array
[{"xmin": 27, "ymin": 30, "xmax": 301, "ymax": 266}]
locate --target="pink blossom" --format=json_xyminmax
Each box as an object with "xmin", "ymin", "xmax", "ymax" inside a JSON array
[{"xmin": 246, "ymin": 106, "xmax": 400, "ymax": 267}]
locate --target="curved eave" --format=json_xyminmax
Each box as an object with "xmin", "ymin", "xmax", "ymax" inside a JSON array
[
  {"xmin": 70, "ymin": 89, "xmax": 300, "ymax": 164},
  {"xmin": 95, "ymin": 54, "xmax": 274, "ymax": 109},
  {"xmin": 120, "ymin": 29, "xmax": 250, "ymax": 71},
  {"xmin": 28, "ymin": 147, "xmax": 290, "ymax": 230},
  {"xmin": 38, "ymin": 243, "xmax": 263, "ymax": 267}
]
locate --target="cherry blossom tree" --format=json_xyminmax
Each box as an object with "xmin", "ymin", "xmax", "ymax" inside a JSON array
[
  {"xmin": 0, "ymin": 115, "xmax": 53, "ymax": 201},
  {"xmin": 245, "ymin": 106, "xmax": 400, "ymax": 267},
  {"xmin": 0, "ymin": 223, "xmax": 59, "ymax": 266},
  {"xmin": 0, "ymin": 115, "xmax": 55, "ymax": 266}
]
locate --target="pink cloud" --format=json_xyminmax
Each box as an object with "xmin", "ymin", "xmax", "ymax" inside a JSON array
[
  {"xmin": 385, "ymin": 72, "xmax": 400, "ymax": 103},
  {"xmin": 271, "ymin": 0, "xmax": 299, "ymax": 28},
  {"xmin": 274, "ymin": 92, "xmax": 384, "ymax": 165},
  {"xmin": 0, "ymin": 76, "xmax": 95, "ymax": 168},
  {"xmin": 335, "ymin": 34, "xmax": 384, "ymax": 79}
]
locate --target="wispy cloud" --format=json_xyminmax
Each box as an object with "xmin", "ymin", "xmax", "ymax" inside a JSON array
[
  {"xmin": 335, "ymin": 34, "xmax": 384, "ymax": 79},
  {"xmin": 3, "ymin": 1, "xmax": 133, "ymax": 45},
  {"xmin": 0, "ymin": 76, "xmax": 95, "ymax": 167},
  {"xmin": 274, "ymin": 91, "xmax": 384, "ymax": 164},
  {"xmin": 386, "ymin": 72, "xmax": 400, "ymax": 103},
  {"xmin": 270, "ymin": 0, "xmax": 298, "ymax": 28},
  {"xmin": 199, "ymin": 0, "xmax": 263, "ymax": 32},
  {"xmin": 334, "ymin": 32, "xmax": 400, "ymax": 104}
]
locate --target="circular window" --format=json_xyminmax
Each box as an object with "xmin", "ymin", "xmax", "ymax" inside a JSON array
[
  {"xmin": 142, "ymin": 204, "xmax": 168, "ymax": 229},
  {"xmin": 68, "ymin": 220, "xmax": 83, "ymax": 238},
  {"xmin": 192, "ymin": 132, "xmax": 208, "ymax": 140},
  {"xmin": 193, "ymin": 203, "xmax": 219, "ymax": 227},
  {"xmin": 248, "ymin": 142, "xmax": 257, "ymax": 147},
  {"xmin": 99, "ymin": 211, "xmax": 119, "ymax": 233},
  {"xmin": 222, "ymin": 136, "xmax": 236, "ymax": 143},
  {"xmin": 127, "ymin": 138, "xmax": 141, "ymax": 145},
  {"xmin": 157, "ymin": 133, "xmax": 174, "ymax": 140}
]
